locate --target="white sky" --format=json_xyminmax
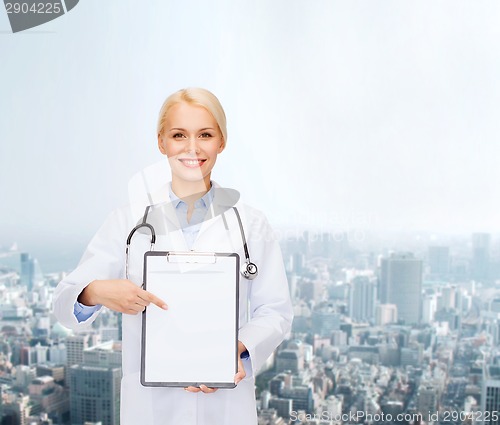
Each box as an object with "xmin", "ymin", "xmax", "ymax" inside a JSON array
[{"xmin": 1, "ymin": 0, "xmax": 500, "ymax": 256}]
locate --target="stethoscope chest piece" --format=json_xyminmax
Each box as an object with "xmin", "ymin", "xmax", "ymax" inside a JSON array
[{"xmin": 241, "ymin": 261, "xmax": 258, "ymax": 280}]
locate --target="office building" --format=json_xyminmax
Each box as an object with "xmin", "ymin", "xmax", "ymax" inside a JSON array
[
  {"xmin": 472, "ymin": 233, "xmax": 490, "ymax": 281},
  {"xmin": 481, "ymin": 365, "xmax": 500, "ymax": 425},
  {"xmin": 1, "ymin": 393, "xmax": 31, "ymax": 425},
  {"xmin": 281, "ymin": 385, "xmax": 314, "ymax": 414},
  {"xmin": 36, "ymin": 364, "xmax": 65, "ymax": 384},
  {"xmin": 69, "ymin": 365, "xmax": 121, "ymax": 425},
  {"xmin": 28, "ymin": 376, "xmax": 68, "ymax": 421},
  {"xmin": 21, "ymin": 253, "xmax": 36, "ymax": 291},
  {"xmin": 66, "ymin": 334, "xmax": 101, "ymax": 367},
  {"xmin": 375, "ymin": 304, "xmax": 398, "ymax": 326},
  {"xmin": 311, "ymin": 305, "xmax": 341, "ymax": 336},
  {"xmin": 348, "ymin": 345, "xmax": 380, "ymax": 364},
  {"xmin": 379, "ymin": 253, "xmax": 423, "ymax": 324},
  {"xmin": 13, "ymin": 365, "xmax": 36, "ymax": 390},
  {"xmin": 438, "ymin": 285, "xmax": 457, "ymax": 311},
  {"xmin": 69, "ymin": 342, "xmax": 122, "ymax": 425},
  {"xmin": 422, "ymin": 294, "xmax": 437, "ymax": 324},
  {"xmin": 490, "ymin": 298, "xmax": 500, "ymax": 315},
  {"xmin": 300, "ymin": 280, "xmax": 324, "ymax": 303},
  {"xmin": 268, "ymin": 398, "xmax": 293, "ymax": 419},
  {"xmin": 349, "ymin": 276, "xmax": 377, "ymax": 322},
  {"xmin": 275, "ymin": 349, "xmax": 303, "ymax": 374},
  {"xmin": 428, "ymin": 246, "xmax": 450, "ymax": 277},
  {"xmin": 417, "ymin": 385, "xmax": 439, "ymax": 419},
  {"xmin": 48, "ymin": 342, "xmax": 67, "ymax": 365},
  {"xmin": 400, "ymin": 344, "xmax": 423, "ymax": 367}
]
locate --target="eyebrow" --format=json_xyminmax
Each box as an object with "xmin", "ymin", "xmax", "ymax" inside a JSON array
[{"xmin": 169, "ymin": 127, "xmax": 216, "ymax": 132}]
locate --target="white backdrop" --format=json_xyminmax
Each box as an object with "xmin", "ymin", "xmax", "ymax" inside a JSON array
[{"xmin": 1, "ymin": 1, "xmax": 500, "ymax": 269}]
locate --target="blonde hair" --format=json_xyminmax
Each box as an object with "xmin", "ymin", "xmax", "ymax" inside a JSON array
[{"xmin": 157, "ymin": 88, "xmax": 227, "ymax": 147}]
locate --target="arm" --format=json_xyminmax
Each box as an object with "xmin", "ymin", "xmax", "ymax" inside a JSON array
[
  {"xmin": 237, "ymin": 210, "xmax": 294, "ymax": 375},
  {"xmin": 52, "ymin": 208, "xmax": 166, "ymax": 329},
  {"xmin": 52, "ymin": 209, "xmax": 128, "ymax": 329}
]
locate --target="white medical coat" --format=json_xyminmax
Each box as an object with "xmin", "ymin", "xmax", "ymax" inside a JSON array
[{"xmin": 53, "ymin": 187, "xmax": 293, "ymax": 425}]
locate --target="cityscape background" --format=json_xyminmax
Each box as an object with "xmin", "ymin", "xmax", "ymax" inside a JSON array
[
  {"xmin": 1, "ymin": 1, "xmax": 500, "ymax": 424},
  {"xmin": 1, "ymin": 231, "xmax": 500, "ymax": 424}
]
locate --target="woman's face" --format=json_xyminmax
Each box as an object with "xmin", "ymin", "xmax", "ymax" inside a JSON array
[{"xmin": 158, "ymin": 102, "xmax": 225, "ymax": 189}]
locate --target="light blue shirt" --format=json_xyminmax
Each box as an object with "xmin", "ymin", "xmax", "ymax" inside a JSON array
[
  {"xmin": 74, "ymin": 184, "xmax": 215, "ymax": 322},
  {"xmin": 168, "ymin": 183, "xmax": 214, "ymax": 250}
]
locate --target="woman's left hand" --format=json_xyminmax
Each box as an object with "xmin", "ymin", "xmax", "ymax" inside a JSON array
[{"xmin": 184, "ymin": 341, "xmax": 248, "ymax": 394}]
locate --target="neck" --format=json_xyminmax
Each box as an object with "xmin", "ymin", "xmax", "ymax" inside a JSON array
[{"xmin": 171, "ymin": 175, "xmax": 212, "ymax": 202}]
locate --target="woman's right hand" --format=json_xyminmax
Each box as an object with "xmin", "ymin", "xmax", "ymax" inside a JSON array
[{"xmin": 77, "ymin": 279, "xmax": 168, "ymax": 315}]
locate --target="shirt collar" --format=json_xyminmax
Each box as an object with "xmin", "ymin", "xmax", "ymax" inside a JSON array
[{"xmin": 168, "ymin": 182, "xmax": 215, "ymax": 210}]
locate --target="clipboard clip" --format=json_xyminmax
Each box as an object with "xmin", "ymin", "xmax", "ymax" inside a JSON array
[{"xmin": 166, "ymin": 252, "xmax": 217, "ymax": 264}]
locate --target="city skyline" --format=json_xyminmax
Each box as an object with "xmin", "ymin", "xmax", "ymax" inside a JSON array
[
  {"xmin": 2, "ymin": 226, "xmax": 500, "ymax": 424},
  {"xmin": 2, "ymin": 1, "xmax": 500, "ymax": 252},
  {"xmin": 2, "ymin": 227, "xmax": 500, "ymax": 275}
]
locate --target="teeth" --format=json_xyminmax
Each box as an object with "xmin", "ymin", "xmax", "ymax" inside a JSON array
[{"xmin": 183, "ymin": 160, "xmax": 200, "ymax": 165}]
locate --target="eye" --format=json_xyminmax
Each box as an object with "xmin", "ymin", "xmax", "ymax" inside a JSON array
[
  {"xmin": 200, "ymin": 132, "xmax": 213, "ymax": 139},
  {"xmin": 172, "ymin": 133, "xmax": 185, "ymax": 139}
]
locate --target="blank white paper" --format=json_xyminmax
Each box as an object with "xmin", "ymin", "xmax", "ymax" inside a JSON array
[{"xmin": 141, "ymin": 253, "xmax": 238, "ymax": 386}]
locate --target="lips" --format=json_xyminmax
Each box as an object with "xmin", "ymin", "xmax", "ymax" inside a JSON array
[{"xmin": 178, "ymin": 158, "xmax": 206, "ymax": 168}]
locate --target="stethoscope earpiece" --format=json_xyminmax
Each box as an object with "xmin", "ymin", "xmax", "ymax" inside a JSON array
[{"xmin": 241, "ymin": 262, "xmax": 258, "ymax": 280}]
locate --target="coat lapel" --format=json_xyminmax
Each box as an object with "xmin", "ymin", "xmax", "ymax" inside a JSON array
[
  {"xmin": 142, "ymin": 184, "xmax": 240, "ymax": 253},
  {"xmin": 191, "ymin": 186, "xmax": 240, "ymax": 247}
]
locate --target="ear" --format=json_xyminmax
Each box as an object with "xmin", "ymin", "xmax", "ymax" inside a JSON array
[
  {"xmin": 158, "ymin": 134, "xmax": 167, "ymax": 155},
  {"xmin": 217, "ymin": 139, "xmax": 225, "ymax": 154}
]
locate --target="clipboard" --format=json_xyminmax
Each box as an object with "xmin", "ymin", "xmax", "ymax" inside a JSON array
[{"xmin": 140, "ymin": 251, "xmax": 240, "ymax": 388}]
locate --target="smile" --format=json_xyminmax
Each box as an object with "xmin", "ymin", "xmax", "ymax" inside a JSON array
[{"xmin": 179, "ymin": 158, "xmax": 206, "ymax": 168}]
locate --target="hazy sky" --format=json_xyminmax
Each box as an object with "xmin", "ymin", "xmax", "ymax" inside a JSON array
[{"xmin": 1, "ymin": 0, "xmax": 500, "ymax": 265}]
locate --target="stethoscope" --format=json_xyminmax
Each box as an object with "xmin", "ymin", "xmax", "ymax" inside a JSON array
[{"xmin": 125, "ymin": 205, "xmax": 258, "ymax": 281}]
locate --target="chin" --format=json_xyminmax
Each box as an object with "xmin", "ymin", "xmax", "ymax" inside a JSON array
[{"xmin": 172, "ymin": 170, "xmax": 212, "ymax": 184}]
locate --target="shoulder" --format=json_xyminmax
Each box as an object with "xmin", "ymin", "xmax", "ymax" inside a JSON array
[
  {"xmin": 211, "ymin": 183, "xmax": 278, "ymax": 241},
  {"xmin": 235, "ymin": 202, "xmax": 267, "ymax": 222},
  {"xmin": 234, "ymin": 202, "xmax": 275, "ymax": 242},
  {"xmin": 91, "ymin": 204, "xmax": 136, "ymax": 242},
  {"xmin": 105, "ymin": 204, "xmax": 135, "ymax": 227}
]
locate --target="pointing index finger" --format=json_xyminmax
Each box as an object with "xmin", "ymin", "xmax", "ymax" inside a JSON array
[{"xmin": 141, "ymin": 289, "xmax": 168, "ymax": 310}]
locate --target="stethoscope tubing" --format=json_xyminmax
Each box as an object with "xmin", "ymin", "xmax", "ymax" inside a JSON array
[{"xmin": 125, "ymin": 206, "xmax": 257, "ymax": 280}]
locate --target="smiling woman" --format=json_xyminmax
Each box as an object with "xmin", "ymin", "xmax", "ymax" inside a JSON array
[
  {"xmin": 158, "ymin": 101, "xmax": 225, "ymax": 207},
  {"xmin": 52, "ymin": 87, "xmax": 294, "ymax": 425}
]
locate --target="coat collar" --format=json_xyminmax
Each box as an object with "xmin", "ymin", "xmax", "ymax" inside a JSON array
[{"xmin": 139, "ymin": 182, "xmax": 240, "ymax": 235}]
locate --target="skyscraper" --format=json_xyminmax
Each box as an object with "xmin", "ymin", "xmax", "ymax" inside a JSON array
[
  {"xmin": 428, "ymin": 246, "xmax": 450, "ymax": 277},
  {"xmin": 349, "ymin": 276, "xmax": 377, "ymax": 322},
  {"xmin": 69, "ymin": 341, "xmax": 122, "ymax": 425},
  {"xmin": 417, "ymin": 384, "xmax": 439, "ymax": 419},
  {"xmin": 481, "ymin": 365, "xmax": 500, "ymax": 425},
  {"xmin": 472, "ymin": 233, "xmax": 490, "ymax": 281},
  {"xmin": 69, "ymin": 366, "xmax": 121, "ymax": 425},
  {"xmin": 66, "ymin": 335, "xmax": 91, "ymax": 367},
  {"xmin": 438, "ymin": 285, "xmax": 457, "ymax": 310},
  {"xmin": 379, "ymin": 253, "xmax": 423, "ymax": 325},
  {"xmin": 20, "ymin": 253, "xmax": 35, "ymax": 291}
]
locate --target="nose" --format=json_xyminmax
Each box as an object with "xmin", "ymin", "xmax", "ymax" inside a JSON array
[{"xmin": 185, "ymin": 137, "xmax": 200, "ymax": 154}]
